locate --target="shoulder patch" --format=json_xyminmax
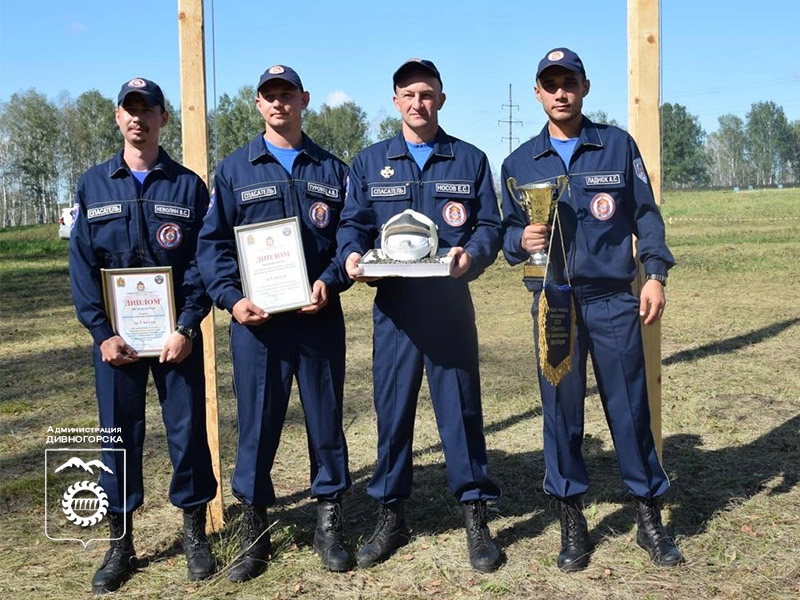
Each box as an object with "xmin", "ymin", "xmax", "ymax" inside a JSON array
[{"xmin": 633, "ymin": 158, "xmax": 648, "ymax": 184}]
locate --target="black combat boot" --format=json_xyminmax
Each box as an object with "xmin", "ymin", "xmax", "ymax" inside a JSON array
[
  {"xmin": 312, "ymin": 500, "xmax": 352, "ymax": 572},
  {"xmin": 635, "ymin": 496, "xmax": 685, "ymax": 567},
  {"xmin": 227, "ymin": 503, "xmax": 271, "ymax": 582},
  {"xmin": 556, "ymin": 497, "xmax": 593, "ymax": 572},
  {"xmin": 92, "ymin": 512, "xmax": 136, "ymax": 595},
  {"xmin": 183, "ymin": 504, "xmax": 216, "ymax": 580},
  {"xmin": 356, "ymin": 501, "xmax": 410, "ymax": 568},
  {"xmin": 463, "ymin": 500, "xmax": 501, "ymax": 573}
]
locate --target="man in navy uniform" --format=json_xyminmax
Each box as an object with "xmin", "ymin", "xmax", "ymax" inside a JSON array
[
  {"xmin": 337, "ymin": 59, "xmax": 502, "ymax": 573},
  {"xmin": 69, "ymin": 78, "xmax": 217, "ymax": 593},
  {"xmin": 500, "ymin": 48, "xmax": 685, "ymax": 571},
  {"xmin": 197, "ymin": 65, "xmax": 352, "ymax": 579}
]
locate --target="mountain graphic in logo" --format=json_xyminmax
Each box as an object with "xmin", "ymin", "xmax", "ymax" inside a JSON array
[{"xmin": 55, "ymin": 457, "xmax": 113, "ymax": 475}]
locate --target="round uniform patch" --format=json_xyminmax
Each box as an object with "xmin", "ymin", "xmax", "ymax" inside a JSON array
[
  {"xmin": 309, "ymin": 201, "xmax": 331, "ymax": 228},
  {"xmin": 590, "ymin": 193, "xmax": 616, "ymax": 221},
  {"xmin": 128, "ymin": 78, "xmax": 146, "ymax": 88},
  {"xmin": 442, "ymin": 201, "xmax": 467, "ymax": 227},
  {"xmin": 269, "ymin": 65, "xmax": 285, "ymax": 74},
  {"xmin": 156, "ymin": 222, "xmax": 183, "ymax": 249},
  {"xmin": 548, "ymin": 50, "xmax": 565, "ymax": 61}
]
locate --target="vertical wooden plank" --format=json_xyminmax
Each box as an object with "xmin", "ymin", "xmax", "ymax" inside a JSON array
[
  {"xmin": 628, "ymin": 0, "xmax": 664, "ymax": 457},
  {"xmin": 177, "ymin": 0, "xmax": 224, "ymax": 531}
]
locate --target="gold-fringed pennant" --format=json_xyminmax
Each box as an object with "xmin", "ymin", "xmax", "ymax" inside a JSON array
[{"xmin": 537, "ymin": 284, "xmax": 576, "ymax": 386}]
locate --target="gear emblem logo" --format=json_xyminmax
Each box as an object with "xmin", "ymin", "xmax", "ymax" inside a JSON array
[{"xmin": 62, "ymin": 480, "xmax": 109, "ymax": 527}]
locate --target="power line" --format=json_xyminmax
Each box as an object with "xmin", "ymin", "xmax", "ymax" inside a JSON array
[{"xmin": 498, "ymin": 83, "xmax": 522, "ymax": 154}]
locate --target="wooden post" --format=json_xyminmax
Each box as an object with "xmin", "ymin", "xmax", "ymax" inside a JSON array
[
  {"xmin": 177, "ymin": 0, "xmax": 224, "ymax": 531},
  {"xmin": 628, "ymin": 0, "xmax": 663, "ymax": 457}
]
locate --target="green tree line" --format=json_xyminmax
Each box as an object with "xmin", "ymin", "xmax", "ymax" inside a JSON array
[
  {"xmin": 1, "ymin": 85, "xmax": 796, "ymax": 226},
  {"xmin": 0, "ymin": 86, "xmax": 400, "ymax": 227}
]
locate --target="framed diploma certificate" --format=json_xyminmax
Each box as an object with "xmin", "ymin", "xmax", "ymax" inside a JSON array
[
  {"xmin": 234, "ymin": 217, "xmax": 312, "ymax": 314},
  {"xmin": 101, "ymin": 266, "xmax": 176, "ymax": 357}
]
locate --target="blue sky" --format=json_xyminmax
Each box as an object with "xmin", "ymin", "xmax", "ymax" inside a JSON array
[{"xmin": 1, "ymin": 1, "xmax": 798, "ymax": 172}]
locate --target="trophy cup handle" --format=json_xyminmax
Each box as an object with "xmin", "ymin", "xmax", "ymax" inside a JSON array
[
  {"xmin": 554, "ymin": 175, "xmax": 569, "ymax": 203},
  {"xmin": 506, "ymin": 177, "xmax": 518, "ymax": 199}
]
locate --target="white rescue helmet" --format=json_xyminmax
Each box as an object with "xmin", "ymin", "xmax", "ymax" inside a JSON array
[{"xmin": 380, "ymin": 209, "xmax": 438, "ymax": 261}]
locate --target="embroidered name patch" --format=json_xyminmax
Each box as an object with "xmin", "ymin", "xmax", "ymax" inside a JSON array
[
  {"xmin": 309, "ymin": 202, "xmax": 331, "ymax": 228},
  {"xmin": 241, "ymin": 186, "xmax": 278, "ymax": 202},
  {"xmin": 371, "ymin": 185, "xmax": 406, "ymax": 198},
  {"xmin": 157, "ymin": 222, "xmax": 183, "ymax": 248},
  {"xmin": 435, "ymin": 182, "xmax": 471, "ymax": 195},
  {"xmin": 307, "ymin": 182, "xmax": 339, "ymax": 199},
  {"xmin": 154, "ymin": 204, "xmax": 191, "ymax": 219},
  {"xmin": 585, "ymin": 174, "xmax": 621, "ymax": 186},
  {"xmin": 590, "ymin": 193, "xmax": 616, "ymax": 221},
  {"xmin": 442, "ymin": 201, "xmax": 467, "ymax": 226},
  {"xmin": 87, "ymin": 204, "xmax": 122, "ymax": 219}
]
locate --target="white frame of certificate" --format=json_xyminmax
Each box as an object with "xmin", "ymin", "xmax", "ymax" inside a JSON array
[
  {"xmin": 234, "ymin": 216, "xmax": 312, "ymax": 314},
  {"xmin": 101, "ymin": 266, "xmax": 176, "ymax": 358}
]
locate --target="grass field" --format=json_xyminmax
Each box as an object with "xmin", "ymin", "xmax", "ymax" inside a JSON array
[{"xmin": 1, "ymin": 189, "xmax": 799, "ymax": 599}]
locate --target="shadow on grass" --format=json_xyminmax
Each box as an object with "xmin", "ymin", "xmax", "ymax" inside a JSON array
[
  {"xmin": 663, "ymin": 317, "xmax": 800, "ymax": 366},
  {"xmin": 245, "ymin": 410, "xmax": 799, "ymax": 563},
  {"xmin": 0, "ymin": 264, "xmax": 72, "ymax": 314},
  {"xmin": 582, "ymin": 316, "xmax": 800, "ymax": 397}
]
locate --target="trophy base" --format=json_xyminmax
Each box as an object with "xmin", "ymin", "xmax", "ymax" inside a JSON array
[{"xmin": 523, "ymin": 264, "xmax": 546, "ymax": 279}]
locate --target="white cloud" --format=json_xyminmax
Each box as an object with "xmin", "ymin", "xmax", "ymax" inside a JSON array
[{"xmin": 326, "ymin": 90, "xmax": 352, "ymax": 107}]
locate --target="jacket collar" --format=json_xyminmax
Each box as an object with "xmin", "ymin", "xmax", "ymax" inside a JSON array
[
  {"xmin": 108, "ymin": 146, "xmax": 174, "ymax": 178},
  {"xmin": 531, "ymin": 116, "xmax": 604, "ymax": 160},
  {"xmin": 386, "ymin": 127, "xmax": 455, "ymax": 161},
  {"xmin": 247, "ymin": 132, "xmax": 322, "ymax": 164}
]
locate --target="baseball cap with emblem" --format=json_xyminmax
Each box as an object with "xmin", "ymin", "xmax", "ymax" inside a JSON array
[
  {"xmin": 117, "ymin": 78, "xmax": 166, "ymax": 109},
  {"xmin": 380, "ymin": 209, "xmax": 439, "ymax": 261},
  {"xmin": 536, "ymin": 48, "xmax": 586, "ymax": 80},
  {"xmin": 392, "ymin": 58, "xmax": 443, "ymax": 89},
  {"xmin": 257, "ymin": 65, "xmax": 304, "ymax": 91}
]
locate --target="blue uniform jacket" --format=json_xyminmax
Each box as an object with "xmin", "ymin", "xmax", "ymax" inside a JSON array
[
  {"xmin": 69, "ymin": 148, "xmax": 211, "ymax": 345},
  {"xmin": 337, "ymin": 128, "xmax": 501, "ymax": 281},
  {"xmin": 198, "ymin": 133, "xmax": 350, "ymax": 312},
  {"xmin": 501, "ymin": 118, "xmax": 674, "ymax": 290}
]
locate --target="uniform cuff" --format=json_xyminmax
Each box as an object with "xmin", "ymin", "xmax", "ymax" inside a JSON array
[
  {"xmin": 90, "ymin": 323, "xmax": 116, "ymax": 346},
  {"xmin": 643, "ymin": 260, "xmax": 668, "ymax": 277},
  {"xmin": 220, "ymin": 289, "xmax": 245, "ymax": 314}
]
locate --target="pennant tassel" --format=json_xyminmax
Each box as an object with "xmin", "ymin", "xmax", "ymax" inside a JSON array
[{"xmin": 537, "ymin": 284, "xmax": 576, "ymax": 386}]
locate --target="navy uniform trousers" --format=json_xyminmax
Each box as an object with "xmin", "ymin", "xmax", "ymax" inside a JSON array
[
  {"xmin": 229, "ymin": 298, "xmax": 350, "ymax": 507},
  {"xmin": 532, "ymin": 286, "xmax": 670, "ymax": 500},
  {"xmin": 367, "ymin": 277, "xmax": 500, "ymax": 504},
  {"xmin": 94, "ymin": 337, "xmax": 216, "ymax": 513}
]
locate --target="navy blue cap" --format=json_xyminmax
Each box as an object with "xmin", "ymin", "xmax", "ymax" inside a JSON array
[
  {"xmin": 536, "ymin": 48, "xmax": 586, "ymax": 79},
  {"xmin": 257, "ymin": 65, "xmax": 304, "ymax": 92},
  {"xmin": 117, "ymin": 78, "xmax": 165, "ymax": 109},
  {"xmin": 393, "ymin": 58, "xmax": 443, "ymax": 89}
]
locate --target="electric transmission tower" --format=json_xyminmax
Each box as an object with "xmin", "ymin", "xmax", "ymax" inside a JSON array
[{"xmin": 499, "ymin": 84, "xmax": 522, "ymax": 154}]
